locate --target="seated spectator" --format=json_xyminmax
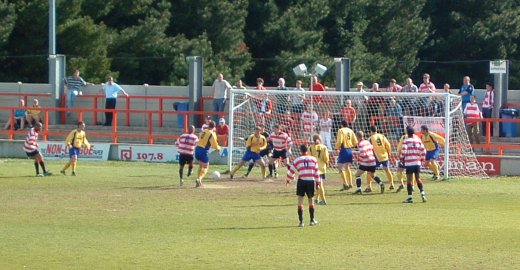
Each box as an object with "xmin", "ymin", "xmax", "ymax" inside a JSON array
[
  {"xmin": 3, "ymin": 99, "xmax": 27, "ymax": 130},
  {"xmin": 216, "ymin": 118, "xmax": 230, "ymax": 146},
  {"xmin": 26, "ymin": 98, "xmax": 42, "ymax": 126}
]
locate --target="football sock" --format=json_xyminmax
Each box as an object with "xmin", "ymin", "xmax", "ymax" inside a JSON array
[
  {"xmin": 339, "ymin": 170, "xmax": 347, "ymax": 185},
  {"xmin": 309, "ymin": 205, "xmax": 315, "ymax": 220},
  {"xmin": 417, "ymin": 178, "xmax": 424, "ymax": 192},
  {"xmin": 71, "ymin": 160, "xmax": 77, "ymax": 172},
  {"xmin": 298, "ymin": 205, "xmax": 304, "ymax": 222},
  {"xmin": 345, "ymin": 169, "xmax": 353, "ymax": 186},
  {"xmin": 34, "ymin": 162, "xmax": 39, "ymax": 174},
  {"xmin": 179, "ymin": 167, "xmax": 184, "ymax": 179},
  {"xmin": 187, "ymin": 165, "xmax": 193, "ymax": 177},
  {"xmin": 356, "ymin": 176, "xmax": 362, "ymax": 188},
  {"xmin": 374, "ymin": 176, "xmax": 382, "ymax": 184},
  {"xmin": 200, "ymin": 167, "xmax": 208, "ymax": 180},
  {"xmin": 260, "ymin": 166, "xmax": 266, "ymax": 178},
  {"xmin": 397, "ymin": 170, "xmax": 404, "ymax": 185},
  {"xmin": 385, "ymin": 170, "xmax": 394, "ymax": 186},
  {"xmin": 246, "ymin": 162, "xmax": 254, "ymax": 175},
  {"xmin": 407, "ymin": 180, "xmax": 414, "ymax": 195},
  {"xmin": 366, "ymin": 174, "xmax": 373, "ymax": 189},
  {"xmin": 431, "ymin": 162, "xmax": 440, "ymax": 177},
  {"xmin": 39, "ymin": 162, "xmax": 47, "ymax": 173},
  {"xmin": 62, "ymin": 161, "xmax": 71, "ymax": 171},
  {"xmin": 268, "ymin": 164, "xmax": 274, "ymax": 175},
  {"xmin": 231, "ymin": 165, "xmax": 239, "ymax": 176},
  {"xmin": 319, "ymin": 185, "xmax": 326, "ymax": 202},
  {"xmin": 197, "ymin": 166, "xmax": 202, "ymax": 179}
]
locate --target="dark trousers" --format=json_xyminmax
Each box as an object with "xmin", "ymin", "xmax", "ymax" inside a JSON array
[
  {"xmin": 105, "ymin": 98, "xmax": 117, "ymax": 126},
  {"xmin": 482, "ymin": 108, "xmax": 493, "ymax": 136}
]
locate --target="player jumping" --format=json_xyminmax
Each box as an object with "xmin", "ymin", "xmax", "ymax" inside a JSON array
[{"xmin": 268, "ymin": 124, "xmax": 293, "ymax": 178}]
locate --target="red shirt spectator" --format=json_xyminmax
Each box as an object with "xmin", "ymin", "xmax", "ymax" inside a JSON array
[
  {"xmin": 310, "ymin": 75, "xmax": 326, "ymax": 104},
  {"xmin": 216, "ymin": 118, "xmax": 230, "ymax": 146},
  {"xmin": 341, "ymin": 100, "xmax": 357, "ymax": 125}
]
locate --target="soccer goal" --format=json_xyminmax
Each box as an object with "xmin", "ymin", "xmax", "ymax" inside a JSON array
[{"xmin": 227, "ymin": 89, "xmax": 488, "ymax": 179}]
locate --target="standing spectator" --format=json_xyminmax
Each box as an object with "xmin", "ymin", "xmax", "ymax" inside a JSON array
[
  {"xmin": 418, "ymin": 73, "xmax": 436, "ymax": 116},
  {"xmin": 175, "ymin": 125, "xmax": 199, "ymax": 186},
  {"xmin": 386, "ymin": 79, "xmax": 403, "ymax": 92},
  {"xmin": 366, "ymin": 83, "xmax": 383, "ymax": 127},
  {"xmin": 458, "ymin": 76, "xmax": 474, "ymax": 111},
  {"xmin": 309, "ymin": 75, "xmax": 326, "ymax": 105},
  {"xmin": 482, "ymin": 82, "xmax": 494, "ymax": 136},
  {"xmin": 234, "ymin": 79, "xmax": 247, "ymax": 89},
  {"xmin": 340, "ymin": 99, "xmax": 357, "ymax": 128},
  {"xmin": 201, "ymin": 116, "xmax": 215, "ymax": 132},
  {"xmin": 257, "ymin": 94, "xmax": 273, "ymax": 130},
  {"xmin": 401, "ymin": 78, "xmax": 418, "ymax": 115},
  {"xmin": 26, "ymin": 98, "xmax": 42, "ymax": 127},
  {"xmin": 464, "ymin": 95, "xmax": 483, "ymax": 145},
  {"xmin": 60, "ymin": 121, "xmax": 91, "ymax": 176},
  {"xmin": 24, "ymin": 122, "xmax": 52, "ymax": 177},
  {"xmin": 291, "ymin": 80, "xmax": 306, "ymax": 114},
  {"xmin": 319, "ymin": 111, "xmax": 333, "ymax": 150},
  {"xmin": 286, "ymin": 144, "xmax": 320, "ymax": 227},
  {"xmin": 279, "ymin": 111, "xmax": 295, "ymax": 137},
  {"xmin": 385, "ymin": 98, "xmax": 403, "ymax": 139},
  {"xmin": 301, "ymin": 105, "xmax": 319, "ymax": 141},
  {"xmin": 64, "ymin": 70, "xmax": 93, "ymax": 114},
  {"xmin": 354, "ymin": 81, "xmax": 369, "ymax": 107},
  {"xmin": 252, "ymin": 77, "xmax": 266, "ymax": 112},
  {"xmin": 211, "ymin": 73, "xmax": 232, "ymax": 121},
  {"xmin": 101, "ymin": 76, "xmax": 129, "ymax": 126},
  {"xmin": 216, "ymin": 118, "xmax": 230, "ymax": 146},
  {"xmin": 3, "ymin": 99, "xmax": 27, "ymax": 130},
  {"xmin": 275, "ymin": 77, "xmax": 289, "ymax": 115}
]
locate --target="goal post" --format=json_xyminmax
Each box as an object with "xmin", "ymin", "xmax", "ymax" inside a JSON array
[{"xmin": 228, "ymin": 88, "xmax": 488, "ymax": 179}]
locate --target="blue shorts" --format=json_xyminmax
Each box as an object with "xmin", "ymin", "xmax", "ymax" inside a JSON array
[
  {"xmin": 398, "ymin": 161, "xmax": 405, "ymax": 169},
  {"xmin": 426, "ymin": 148, "xmax": 440, "ymax": 161},
  {"xmin": 69, "ymin": 147, "xmax": 80, "ymax": 158},
  {"xmin": 375, "ymin": 158, "xmax": 389, "ymax": 168},
  {"xmin": 242, "ymin": 150, "xmax": 262, "ymax": 162},
  {"xmin": 320, "ymin": 174, "xmax": 326, "ymax": 181},
  {"xmin": 337, "ymin": 148, "xmax": 353, "ymax": 164},
  {"xmin": 194, "ymin": 146, "xmax": 209, "ymax": 163}
]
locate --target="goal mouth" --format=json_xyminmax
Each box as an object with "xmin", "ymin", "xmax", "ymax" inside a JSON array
[{"xmin": 228, "ymin": 88, "xmax": 488, "ymax": 179}]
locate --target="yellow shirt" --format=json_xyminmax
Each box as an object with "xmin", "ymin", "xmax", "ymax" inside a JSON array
[
  {"xmin": 397, "ymin": 135, "xmax": 406, "ymax": 155},
  {"xmin": 309, "ymin": 143, "xmax": 329, "ymax": 174},
  {"xmin": 27, "ymin": 105, "xmax": 41, "ymax": 116},
  {"xmin": 421, "ymin": 131, "xmax": 445, "ymax": 151},
  {"xmin": 197, "ymin": 129, "xmax": 221, "ymax": 151},
  {"xmin": 335, "ymin": 127, "xmax": 358, "ymax": 149},
  {"xmin": 246, "ymin": 134, "xmax": 267, "ymax": 153},
  {"xmin": 65, "ymin": 129, "xmax": 90, "ymax": 149},
  {"xmin": 369, "ymin": 133, "xmax": 392, "ymax": 162}
]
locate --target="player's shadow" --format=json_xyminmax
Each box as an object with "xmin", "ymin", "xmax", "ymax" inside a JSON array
[
  {"xmin": 233, "ymin": 203, "xmax": 294, "ymax": 208},
  {"xmin": 123, "ymin": 185, "xmax": 182, "ymax": 190},
  {"xmin": 206, "ymin": 225, "xmax": 295, "ymax": 231},
  {"xmin": 332, "ymin": 202, "xmax": 404, "ymax": 206}
]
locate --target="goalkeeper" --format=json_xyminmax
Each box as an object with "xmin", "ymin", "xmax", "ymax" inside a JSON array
[
  {"xmin": 420, "ymin": 125, "xmax": 445, "ymax": 180},
  {"xmin": 230, "ymin": 127, "xmax": 268, "ymax": 179},
  {"xmin": 243, "ymin": 125, "xmax": 272, "ymax": 178}
]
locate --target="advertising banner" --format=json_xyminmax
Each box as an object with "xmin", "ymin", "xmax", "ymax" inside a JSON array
[{"xmin": 39, "ymin": 141, "xmax": 110, "ymax": 161}]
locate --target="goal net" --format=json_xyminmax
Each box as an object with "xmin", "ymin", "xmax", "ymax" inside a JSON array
[{"xmin": 228, "ymin": 89, "xmax": 488, "ymax": 179}]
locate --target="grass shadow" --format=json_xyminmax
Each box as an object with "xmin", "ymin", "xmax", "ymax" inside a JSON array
[
  {"xmin": 206, "ymin": 225, "xmax": 296, "ymax": 231},
  {"xmin": 233, "ymin": 203, "xmax": 294, "ymax": 208}
]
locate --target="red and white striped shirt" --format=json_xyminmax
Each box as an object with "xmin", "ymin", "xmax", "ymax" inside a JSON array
[
  {"xmin": 319, "ymin": 118, "xmax": 332, "ymax": 133},
  {"xmin": 464, "ymin": 103, "xmax": 482, "ymax": 124},
  {"xmin": 418, "ymin": 82, "xmax": 436, "ymax": 93},
  {"xmin": 482, "ymin": 90, "xmax": 494, "ymax": 109},
  {"xmin": 176, "ymin": 133, "xmax": 199, "ymax": 155},
  {"xmin": 400, "ymin": 136, "xmax": 426, "ymax": 166},
  {"xmin": 23, "ymin": 128, "xmax": 39, "ymax": 153},
  {"xmin": 301, "ymin": 111, "xmax": 318, "ymax": 132},
  {"xmin": 270, "ymin": 131, "xmax": 292, "ymax": 151},
  {"xmin": 357, "ymin": 139, "xmax": 376, "ymax": 166},
  {"xmin": 287, "ymin": 154, "xmax": 320, "ymax": 182}
]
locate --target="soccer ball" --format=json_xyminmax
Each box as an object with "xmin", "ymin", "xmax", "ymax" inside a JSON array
[{"xmin": 212, "ymin": 171, "xmax": 221, "ymax": 179}]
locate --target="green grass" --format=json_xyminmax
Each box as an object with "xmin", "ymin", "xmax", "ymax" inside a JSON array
[{"xmin": 1, "ymin": 159, "xmax": 520, "ymax": 269}]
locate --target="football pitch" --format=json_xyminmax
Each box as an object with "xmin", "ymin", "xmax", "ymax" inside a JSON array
[{"xmin": 1, "ymin": 159, "xmax": 519, "ymax": 269}]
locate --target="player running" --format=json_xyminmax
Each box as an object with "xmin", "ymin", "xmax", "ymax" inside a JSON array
[
  {"xmin": 268, "ymin": 124, "xmax": 293, "ymax": 178},
  {"xmin": 286, "ymin": 144, "xmax": 320, "ymax": 227},
  {"xmin": 194, "ymin": 120, "xmax": 221, "ymax": 188},
  {"xmin": 420, "ymin": 125, "xmax": 445, "ymax": 180},
  {"xmin": 368, "ymin": 126, "xmax": 394, "ymax": 191},
  {"xmin": 175, "ymin": 125, "xmax": 199, "ymax": 186},
  {"xmin": 243, "ymin": 125, "xmax": 272, "ymax": 178},
  {"xmin": 24, "ymin": 122, "xmax": 52, "ymax": 177},
  {"xmin": 352, "ymin": 131, "xmax": 385, "ymax": 194},
  {"xmin": 61, "ymin": 121, "xmax": 91, "ymax": 176},
  {"xmin": 401, "ymin": 126, "xmax": 427, "ymax": 203},
  {"xmin": 336, "ymin": 120, "xmax": 357, "ymax": 191},
  {"xmin": 230, "ymin": 127, "xmax": 268, "ymax": 179},
  {"xmin": 309, "ymin": 134, "xmax": 330, "ymax": 205}
]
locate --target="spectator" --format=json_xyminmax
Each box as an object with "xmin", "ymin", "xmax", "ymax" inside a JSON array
[
  {"xmin": 301, "ymin": 105, "xmax": 319, "ymax": 141},
  {"xmin": 401, "ymin": 78, "xmax": 418, "ymax": 115},
  {"xmin": 481, "ymin": 82, "xmax": 494, "ymax": 136},
  {"xmin": 211, "ymin": 73, "xmax": 232, "ymax": 121},
  {"xmin": 279, "ymin": 110, "xmax": 295, "ymax": 137},
  {"xmin": 366, "ymin": 83, "xmax": 383, "ymax": 127},
  {"xmin": 340, "ymin": 99, "xmax": 357, "ymax": 128},
  {"xmin": 26, "ymin": 98, "xmax": 42, "ymax": 126},
  {"xmin": 464, "ymin": 95, "xmax": 482, "ymax": 145},
  {"xmin": 458, "ymin": 76, "xmax": 474, "ymax": 111},
  {"xmin": 101, "ymin": 76, "xmax": 129, "ymax": 126},
  {"xmin": 385, "ymin": 98, "xmax": 404, "ymax": 139},
  {"xmin": 309, "ymin": 75, "xmax": 326, "ymax": 105},
  {"xmin": 291, "ymin": 80, "xmax": 306, "ymax": 114},
  {"xmin": 234, "ymin": 80, "xmax": 247, "ymax": 89},
  {"xmin": 201, "ymin": 116, "xmax": 215, "ymax": 132},
  {"xmin": 3, "ymin": 99, "xmax": 27, "ymax": 130},
  {"xmin": 418, "ymin": 73, "xmax": 436, "ymax": 116},
  {"xmin": 256, "ymin": 93, "xmax": 273, "ymax": 129},
  {"xmin": 252, "ymin": 77, "xmax": 266, "ymax": 112},
  {"xmin": 319, "ymin": 111, "xmax": 333, "ymax": 150},
  {"xmin": 63, "ymin": 70, "xmax": 93, "ymax": 114},
  {"xmin": 275, "ymin": 77, "xmax": 289, "ymax": 115},
  {"xmin": 216, "ymin": 118, "xmax": 230, "ymax": 146},
  {"xmin": 387, "ymin": 79, "xmax": 403, "ymax": 92}
]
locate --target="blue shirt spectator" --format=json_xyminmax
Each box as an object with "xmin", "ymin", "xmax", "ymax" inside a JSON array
[{"xmin": 458, "ymin": 76, "xmax": 474, "ymax": 109}]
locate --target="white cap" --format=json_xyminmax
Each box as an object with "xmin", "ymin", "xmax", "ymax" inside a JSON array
[{"xmin": 219, "ymin": 118, "xmax": 225, "ymax": 123}]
